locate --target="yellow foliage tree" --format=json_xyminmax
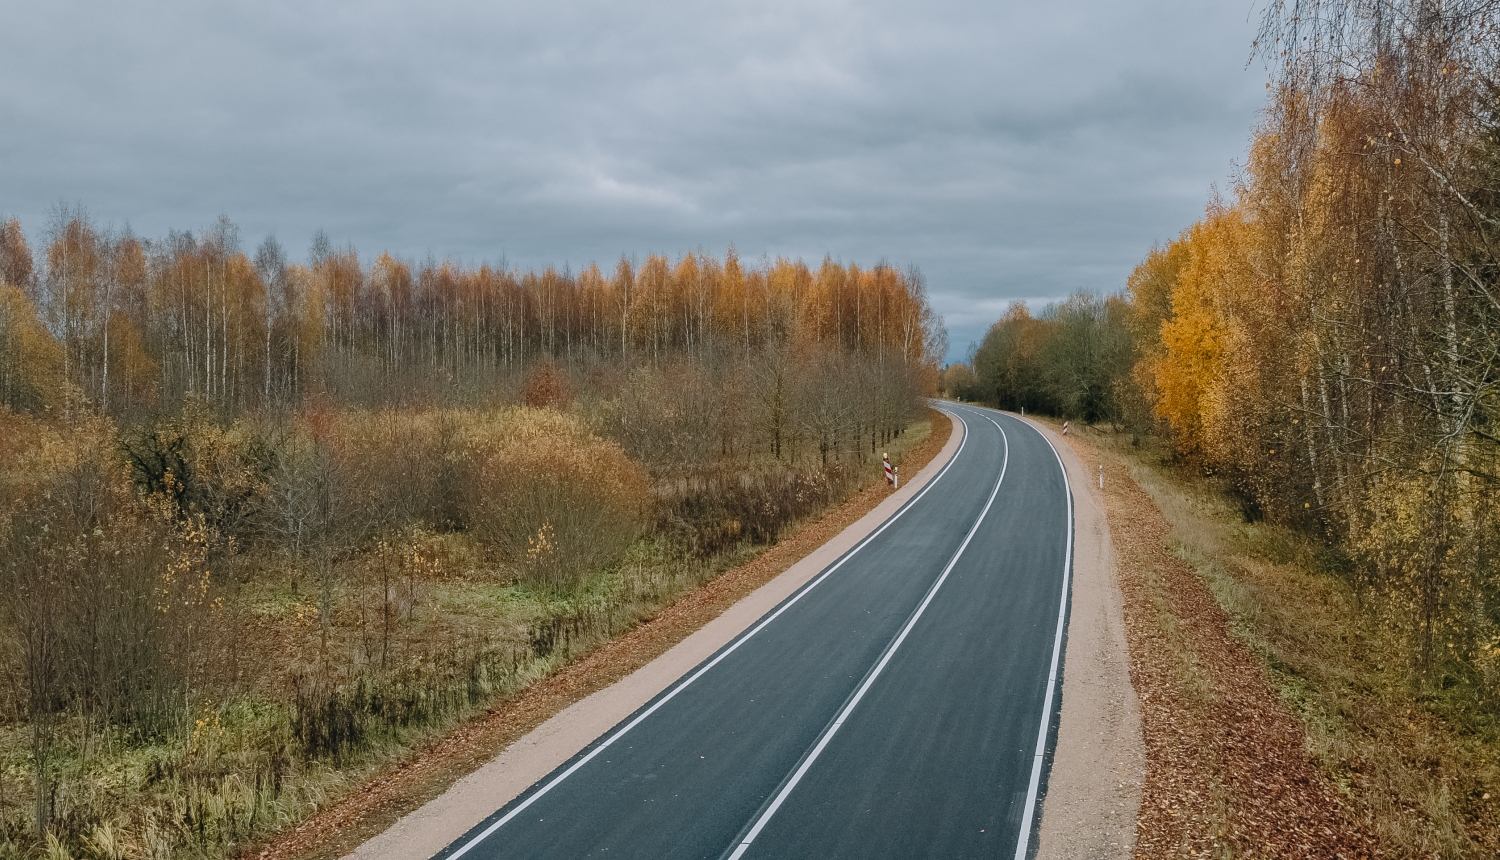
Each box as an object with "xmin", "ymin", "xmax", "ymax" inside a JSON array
[{"xmin": 0, "ymin": 284, "xmax": 64, "ymax": 412}]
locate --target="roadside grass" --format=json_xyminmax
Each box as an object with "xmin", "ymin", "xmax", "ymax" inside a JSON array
[
  {"xmin": 1086, "ymin": 427, "xmax": 1500, "ymax": 858},
  {"xmin": 0, "ymin": 418, "xmax": 933, "ymax": 860}
]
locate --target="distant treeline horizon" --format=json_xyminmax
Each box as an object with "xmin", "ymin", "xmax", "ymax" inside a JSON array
[{"xmin": 0, "ymin": 210, "xmax": 946, "ymax": 418}]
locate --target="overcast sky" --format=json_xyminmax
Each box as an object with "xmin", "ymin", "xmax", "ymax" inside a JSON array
[{"xmin": 0, "ymin": 0, "xmax": 1269, "ymax": 360}]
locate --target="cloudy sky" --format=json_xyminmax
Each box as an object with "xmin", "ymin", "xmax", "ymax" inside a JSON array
[{"xmin": 0, "ymin": 0, "xmax": 1269, "ymax": 360}]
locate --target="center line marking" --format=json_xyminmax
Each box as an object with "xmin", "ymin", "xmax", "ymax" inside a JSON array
[{"xmin": 724, "ymin": 412, "xmax": 1010, "ymax": 860}]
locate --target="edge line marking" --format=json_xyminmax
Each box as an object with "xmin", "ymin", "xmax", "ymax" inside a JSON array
[{"xmin": 1010, "ymin": 410, "xmax": 1075, "ymax": 860}]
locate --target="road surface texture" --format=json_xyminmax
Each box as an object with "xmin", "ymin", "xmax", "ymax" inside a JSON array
[{"xmin": 435, "ymin": 405, "xmax": 1073, "ymax": 860}]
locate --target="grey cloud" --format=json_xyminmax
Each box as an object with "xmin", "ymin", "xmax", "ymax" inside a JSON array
[{"xmin": 0, "ymin": 0, "xmax": 1267, "ymax": 359}]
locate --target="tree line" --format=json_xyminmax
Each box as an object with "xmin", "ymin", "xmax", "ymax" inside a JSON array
[
  {"xmin": 0, "ymin": 212, "xmax": 943, "ymax": 419},
  {"xmin": 942, "ymin": 293, "xmax": 1139, "ymax": 424},
  {"xmin": 948, "ymin": 0, "xmax": 1500, "ymax": 696}
]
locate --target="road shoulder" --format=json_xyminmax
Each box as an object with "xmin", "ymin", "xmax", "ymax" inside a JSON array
[
  {"xmin": 328, "ymin": 410, "xmax": 965, "ymax": 860},
  {"xmin": 1024, "ymin": 417, "xmax": 1144, "ymax": 860}
]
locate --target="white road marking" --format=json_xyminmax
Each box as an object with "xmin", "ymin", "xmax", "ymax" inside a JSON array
[
  {"xmin": 1010, "ymin": 410, "xmax": 1075, "ymax": 860},
  {"xmin": 724, "ymin": 412, "xmax": 1009, "ymax": 860},
  {"xmin": 442, "ymin": 412, "xmax": 971, "ymax": 860}
]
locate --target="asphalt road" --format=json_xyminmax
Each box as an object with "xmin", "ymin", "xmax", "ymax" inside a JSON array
[{"xmin": 435, "ymin": 405, "xmax": 1073, "ymax": 860}]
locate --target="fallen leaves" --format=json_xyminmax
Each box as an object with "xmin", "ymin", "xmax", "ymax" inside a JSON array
[{"xmin": 1084, "ymin": 444, "xmax": 1377, "ymax": 860}]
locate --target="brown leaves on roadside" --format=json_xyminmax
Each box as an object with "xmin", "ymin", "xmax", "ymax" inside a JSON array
[{"xmin": 1097, "ymin": 455, "xmax": 1376, "ymax": 859}]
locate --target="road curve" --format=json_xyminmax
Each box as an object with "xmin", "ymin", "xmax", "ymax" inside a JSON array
[{"xmin": 435, "ymin": 405, "xmax": 1073, "ymax": 860}]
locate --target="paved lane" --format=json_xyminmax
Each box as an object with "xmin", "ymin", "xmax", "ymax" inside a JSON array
[
  {"xmin": 436, "ymin": 406, "xmax": 1072, "ymax": 860},
  {"xmin": 735, "ymin": 406, "xmax": 1070, "ymax": 859}
]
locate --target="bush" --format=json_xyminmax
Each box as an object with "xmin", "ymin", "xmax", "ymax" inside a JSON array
[
  {"xmin": 0, "ymin": 410, "xmax": 227, "ymax": 837},
  {"xmin": 654, "ymin": 462, "xmax": 853, "ymax": 558},
  {"xmin": 461, "ymin": 408, "xmax": 649, "ymax": 589},
  {"xmin": 521, "ymin": 362, "xmax": 571, "ymax": 410}
]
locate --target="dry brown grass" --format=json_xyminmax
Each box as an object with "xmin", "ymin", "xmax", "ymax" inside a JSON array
[{"xmin": 1072, "ymin": 424, "xmax": 1500, "ymax": 859}]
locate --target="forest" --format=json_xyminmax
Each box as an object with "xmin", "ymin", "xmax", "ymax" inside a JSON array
[
  {"xmin": 949, "ymin": 0, "xmax": 1500, "ymax": 847},
  {"xmin": 0, "ymin": 215, "xmax": 944, "ymax": 858}
]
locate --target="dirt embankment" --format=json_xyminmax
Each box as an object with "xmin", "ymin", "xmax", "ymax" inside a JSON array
[
  {"xmin": 1063, "ymin": 428, "xmax": 1376, "ymax": 859},
  {"xmin": 252, "ymin": 410, "xmax": 954, "ymax": 860}
]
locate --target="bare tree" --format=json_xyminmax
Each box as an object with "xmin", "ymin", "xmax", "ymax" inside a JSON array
[{"xmin": 256, "ymin": 235, "xmax": 289, "ymax": 403}]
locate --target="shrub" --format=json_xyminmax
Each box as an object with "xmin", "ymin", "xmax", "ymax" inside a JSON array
[
  {"xmin": 0, "ymin": 411, "xmax": 227, "ymax": 836},
  {"xmin": 654, "ymin": 463, "xmax": 852, "ymax": 558},
  {"xmin": 462, "ymin": 408, "xmax": 649, "ymax": 589},
  {"xmin": 521, "ymin": 362, "xmax": 571, "ymax": 410}
]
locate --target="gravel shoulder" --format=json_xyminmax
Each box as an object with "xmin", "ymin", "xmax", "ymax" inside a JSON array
[
  {"xmin": 249, "ymin": 410, "xmax": 957, "ymax": 860},
  {"xmin": 1026, "ymin": 417, "xmax": 1144, "ymax": 860}
]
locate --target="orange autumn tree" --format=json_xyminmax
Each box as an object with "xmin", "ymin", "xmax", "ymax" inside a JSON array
[
  {"xmin": 0, "ymin": 209, "xmax": 944, "ymax": 425},
  {"xmin": 1120, "ymin": 0, "xmax": 1500, "ymax": 691},
  {"xmin": 1146, "ymin": 203, "xmax": 1264, "ymax": 463},
  {"xmin": 0, "ymin": 283, "xmax": 64, "ymax": 412}
]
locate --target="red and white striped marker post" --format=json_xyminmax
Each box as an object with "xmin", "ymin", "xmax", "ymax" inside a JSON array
[
  {"xmin": 1062, "ymin": 420, "xmax": 1069, "ymax": 436},
  {"xmin": 883, "ymin": 454, "xmax": 896, "ymax": 488}
]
